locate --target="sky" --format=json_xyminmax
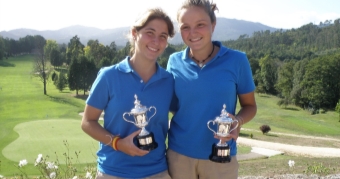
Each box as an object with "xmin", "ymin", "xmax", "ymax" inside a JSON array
[{"xmin": 0, "ymin": 0, "xmax": 340, "ymax": 32}]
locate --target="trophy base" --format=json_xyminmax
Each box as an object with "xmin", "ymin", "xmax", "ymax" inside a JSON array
[
  {"xmin": 136, "ymin": 132, "xmax": 158, "ymax": 151},
  {"xmin": 209, "ymin": 143, "xmax": 231, "ymax": 163}
]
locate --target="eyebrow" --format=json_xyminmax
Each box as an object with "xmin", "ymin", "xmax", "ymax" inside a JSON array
[{"xmin": 145, "ymin": 27, "xmax": 169, "ymax": 36}]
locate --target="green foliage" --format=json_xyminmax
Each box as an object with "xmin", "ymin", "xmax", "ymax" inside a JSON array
[
  {"xmin": 9, "ymin": 140, "xmax": 96, "ymax": 178},
  {"xmin": 304, "ymin": 162, "xmax": 335, "ymax": 175},
  {"xmin": 259, "ymin": 124, "xmax": 271, "ymax": 134},
  {"xmin": 50, "ymin": 49, "xmax": 63, "ymax": 68},
  {"xmin": 55, "ymin": 72, "xmax": 68, "ymax": 92},
  {"xmin": 0, "ymin": 36, "xmax": 5, "ymax": 60},
  {"xmin": 257, "ymin": 55, "xmax": 278, "ymax": 94},
  {"xmin": 66, "ymin": 36, "xmax": 84, "ymax": 65},
  {"xmin": 336, "ymin": 99, "xmax": 340, "ymax": 122}
]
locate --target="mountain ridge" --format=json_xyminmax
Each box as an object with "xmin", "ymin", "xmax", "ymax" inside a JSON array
[{"xmin": 0, "ymin": 17, "xmax": 278, "ymax": 46}]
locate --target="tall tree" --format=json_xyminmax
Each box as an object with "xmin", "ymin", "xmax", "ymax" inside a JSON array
[
  {"xmin": 0, "ymin": 36, "xmax": 4, "ymax": 60},
  {"xmin": 66, "ymin": 35, "xmax": 84, "ymax": 65},
  {"xmin": 257, "ymin": 55, "xmax": 278, "ymax": 94},
  {"xmin": 44, "ymin": 40, "xmax": 58, "ymax": 61},
  {"xmin": 275, "ymin": 60, "xmax": 296, "ymax": 107},
  {"xmin": 50, "ymin": 49, "xmax": 63, "ymax": 69},
  {"xmin": 32, "ymin": 35, "xmax": 48, "ymax": 95}
]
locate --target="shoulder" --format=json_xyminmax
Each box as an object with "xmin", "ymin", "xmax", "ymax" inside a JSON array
[
  {"xmin": 158, "ymin": 65, "xmax": 173, "ymax": 77},
  {"xmin": 169, "ymin": 49, "xmax": 186, "ymax": 60},
  {"xmin": 219, "ymin": 46, "xmax": 248, "ymax": 63}
]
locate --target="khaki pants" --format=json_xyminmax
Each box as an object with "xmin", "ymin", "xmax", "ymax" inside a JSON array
[
  {"xmin": 96, "ymin": 170, "xmax": 171, "ymax": 179},
  {"xmin": 167, "ymin": 149, "xmax": 239, "ymax": 179}
]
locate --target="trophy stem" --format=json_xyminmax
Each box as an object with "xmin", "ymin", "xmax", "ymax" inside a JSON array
[
  {"xmin": 139, "ymin": 127, "xmax": 150, "ymax": 136},
  {"xmin": 217, "ymin": 139, "xmax": 228, "ymax": 147}
]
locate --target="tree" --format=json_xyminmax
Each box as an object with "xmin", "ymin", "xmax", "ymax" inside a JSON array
[
  {"xmin": 0, "ymin": 36, "xmax": 5, "ymax": 60},
  {"xmin": 32, "ymin": 35, "xmax": 49, "ymax": 95},
  {"xmin": 79, "ymin": 56, "xmax": 97, "ymax": 95},
  {"xmin": 68, "ymin": 59, "xmax": 82, "ymax": 95},
  {"xmin": 44, "ymin": 40, "xmax": 58, "ymax": 61},
  {"xmin": 50, "ymin": 49, "xmax": 63, "ymax": 69},
  {"xmin": 55, "ymin": 72, "xmax": 68, "ymax": 92},
  {"xmin": 68, "ymin": 56, "xmax": 97, "ymax": 95},
  {"xmin": 275, "ymin": 60, "xmax": 296, "ymax": 107},
  {"xmin": 257, "ymin": 54, "xmax": 278, "ymax": 94},
  {"xmin": 336, "ymin": 100, "xmax": 340, "ymax": 122},
  {"xmin": 66, "ymin": 36, "xmax": 84, "ymax": 65}
]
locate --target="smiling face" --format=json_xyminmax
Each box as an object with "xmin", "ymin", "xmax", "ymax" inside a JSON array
[
  {"xmin": 132, "ymin": 19, "xmax": 169, "ymax": 62},
  {"xmin": 178, "ymin": 6, "xmax": 216, "ymax": 52}
]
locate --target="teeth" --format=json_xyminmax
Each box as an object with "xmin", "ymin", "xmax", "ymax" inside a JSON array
[
  {"xmin": 148, "ymin": 46, "xmax": 158, "ymax": 52},
  {"xmin": 190, "ymin": 37, "xmax": 201, "ymax": 42}
]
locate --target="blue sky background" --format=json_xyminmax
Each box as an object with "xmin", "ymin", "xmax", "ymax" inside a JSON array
[{"xmin": 1, "ymin": 0, "xmax": 340, "ymax": 31}]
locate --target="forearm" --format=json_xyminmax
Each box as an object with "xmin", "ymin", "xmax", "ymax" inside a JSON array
[
  {"xmin": 81, "ymin": 119, "xmax": 114, "ymax": 146},
  {"xmin": 235, "ymin": 105, "xmax": 257, "ymax": 126}
]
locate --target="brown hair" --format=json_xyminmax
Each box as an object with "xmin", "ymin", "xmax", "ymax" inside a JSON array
[
  {"xmin": 177, "ymin": 0, "xmax": 218, "ymax": 23},
  {"xmin": 129, "ymin": 8, "xmax": 175, "ymax": 56}
]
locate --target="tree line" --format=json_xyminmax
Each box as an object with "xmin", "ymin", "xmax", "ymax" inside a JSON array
[{"xmin": 0, "ymin": 19, "xmax": 340, "ymax": 116}]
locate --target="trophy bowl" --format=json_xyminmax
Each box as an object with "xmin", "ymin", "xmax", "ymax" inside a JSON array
[
  {"xmin": 207, "ymin": 104, "xmax": 238, "ymax": 163},
  {"xmin": 123, "ymin": 94, "xmax": 158, "ymax": 151}
]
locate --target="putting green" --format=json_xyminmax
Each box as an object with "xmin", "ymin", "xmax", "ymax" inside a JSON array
[{"xmin": 2, "ymin": 119, "xmax": 99, "ymax": 164}]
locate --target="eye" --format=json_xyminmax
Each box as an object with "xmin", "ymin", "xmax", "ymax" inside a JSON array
[
  {"xmin": 181, "ymin": 26, "xmax": 189, "ymax": 30},
  {"xmin": 198, "ymin": 23, "xmax": 205, "ymax": 27},
  {"xmin": 160, "ymin": 35, "xmax": 168, "ymax": 39}
]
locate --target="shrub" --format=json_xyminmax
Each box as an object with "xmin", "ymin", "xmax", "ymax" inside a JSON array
[{"xmin": 260, "ymin": 124, "xmax": 271, "ymax": 134}]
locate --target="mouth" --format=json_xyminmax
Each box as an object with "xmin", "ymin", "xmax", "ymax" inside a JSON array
[
  {"xmin": 147, "ymin": 46, "xmax": 158, "ymax": 52},
  {"xmin": 190, "ymin": 37, "xmax": 202, "ymax": 42}
]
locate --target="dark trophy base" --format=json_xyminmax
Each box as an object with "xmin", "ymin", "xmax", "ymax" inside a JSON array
[
  {"xmin": 209, "ymin": 143, "xmax": 231, "ymax": 163},
  {"xmin": 136, "ymin": 132, "xmax": 158, "ymax": 151}
]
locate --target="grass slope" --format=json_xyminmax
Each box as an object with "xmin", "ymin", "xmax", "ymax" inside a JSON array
[{"xmin": 0, "ymin": 55, "xmax": 93, "ymax": 175}]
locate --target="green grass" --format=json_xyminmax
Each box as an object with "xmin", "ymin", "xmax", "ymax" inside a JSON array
[
  {"xmin": 243, "ymin": 93, "xmax": 340, "ymax": 137},
  {"xmin": 0, "ymin": 55, "xmax": 93, "ymax": 175},
  {"xmin": 0, "ymin": 55, "xmax": 339, "ymax": 177},
  {"xmin": 3, "ymin": 120, "xmax": 97, "ymax": 164}
]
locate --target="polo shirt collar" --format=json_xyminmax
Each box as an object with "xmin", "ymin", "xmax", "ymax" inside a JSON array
[{"xmin": 117, "ymin": 56, "xmax": 170, "ymax": 80}]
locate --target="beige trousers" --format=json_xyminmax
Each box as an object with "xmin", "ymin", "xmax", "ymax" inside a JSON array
[
  {"xmin": 167, "ymin": 149, "xmax": 239, "ymax": 179},
  {"xmin": 96, "ymin": 170, "xmax": 171, "ymax": 179}
]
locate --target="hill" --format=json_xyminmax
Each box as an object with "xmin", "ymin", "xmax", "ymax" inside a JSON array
[{"xmin": 0, "ymin": 17, "xmax": 278, "ymax": 46}]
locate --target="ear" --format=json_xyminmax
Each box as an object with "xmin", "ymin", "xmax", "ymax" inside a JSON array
[{"xmin": 131, "ymin": 29, "xmax": 137, "ymax": 40}]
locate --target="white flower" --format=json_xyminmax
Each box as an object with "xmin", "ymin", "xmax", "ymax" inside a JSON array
[
  {"xmin": 72, "ymin": 176, "xmax": 78, "ymax": 179},
  {"xmin": 35, "ymin": 154, "xmax": 43, "ymax": 166},
  {"xmin": 85, "ymin": 172, "xmax": 92, "ymax": 179},
  {"xmin": 19, "ymin": 159, "xmax": 28, "ymax": 167},
  {"xmin": 46, "ymin": 162, "xmax": 58, "ymax": 169},
  {"xmin": 288, "ymin": 160, "xmax": 295, "ymax": 167},
  {"xmin": 49, "ymin": 172, "xmax": 56, "ymax": 179},
  {"xmin": 0, "ymin": 174, "xmax": 4, "ymax": 178}
]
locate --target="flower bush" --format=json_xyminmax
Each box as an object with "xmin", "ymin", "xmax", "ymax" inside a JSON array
[{"xmin": 0, "ymin": 140, "xmax": 96, "ymax": 179}]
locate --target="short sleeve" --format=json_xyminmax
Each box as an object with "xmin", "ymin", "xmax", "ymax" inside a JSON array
[{"xmin": 86, "ymin": 68, "xmax": 110, "ymax": 110}]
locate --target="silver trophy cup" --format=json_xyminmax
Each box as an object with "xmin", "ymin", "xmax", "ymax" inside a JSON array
[
  {"xmin": 123, "ymin": 94, "xmax": 158, "ymax": 151},
  {"xmin": 207, "ymin": 104, "xmax": 239, "ymax": 163}
]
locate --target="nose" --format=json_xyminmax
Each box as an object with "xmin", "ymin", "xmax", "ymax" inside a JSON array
[
  {"xmin": 153, "ymin": 36, "xmax": 160, "ymax": 45},
  {"xmin": 190, "ymin": 28, "xmax": 196, "ymax": 35}
]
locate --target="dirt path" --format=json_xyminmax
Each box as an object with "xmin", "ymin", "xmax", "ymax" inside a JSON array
[{"xmin": 238, "ymin": 128, "xmax": 340, "ymax": 157}]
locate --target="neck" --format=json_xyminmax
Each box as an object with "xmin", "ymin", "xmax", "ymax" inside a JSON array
[
  {"xmin": 129, "ymin": 56, "xmax": 157, "ymax": 83},
  {"xmin": 190, "ymin": 43, "xmax": 215, "ymax": 67}
]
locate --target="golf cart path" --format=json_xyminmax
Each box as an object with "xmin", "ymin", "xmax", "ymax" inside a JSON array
[{"xmin": 237, "ymin": 128, "xmax": 340, "ymax": 157}]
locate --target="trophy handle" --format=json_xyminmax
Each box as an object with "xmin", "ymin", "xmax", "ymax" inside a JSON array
[
  {"xmin": 122, "ymin": 112, "xmax": 136, "ymax": 125},
  {"xmin": 207, "ymin": 120, "xmax": 217, "ymax": 135},
  {"xmin": 229, "ymin": 120, "xmax": 239, "ymax": 133},
  {"xmin": 147, "ymin": 106, "xmax": 157, "ymax": 122}
]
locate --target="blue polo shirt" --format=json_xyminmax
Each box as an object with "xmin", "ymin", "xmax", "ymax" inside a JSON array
[
  {"xmin": 86, "ymin": 57, "xmax": 174, "ymax": 178},
  {"xmin": 167, "ymin": 41, "xmax": 255, "ymax": 159}
]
